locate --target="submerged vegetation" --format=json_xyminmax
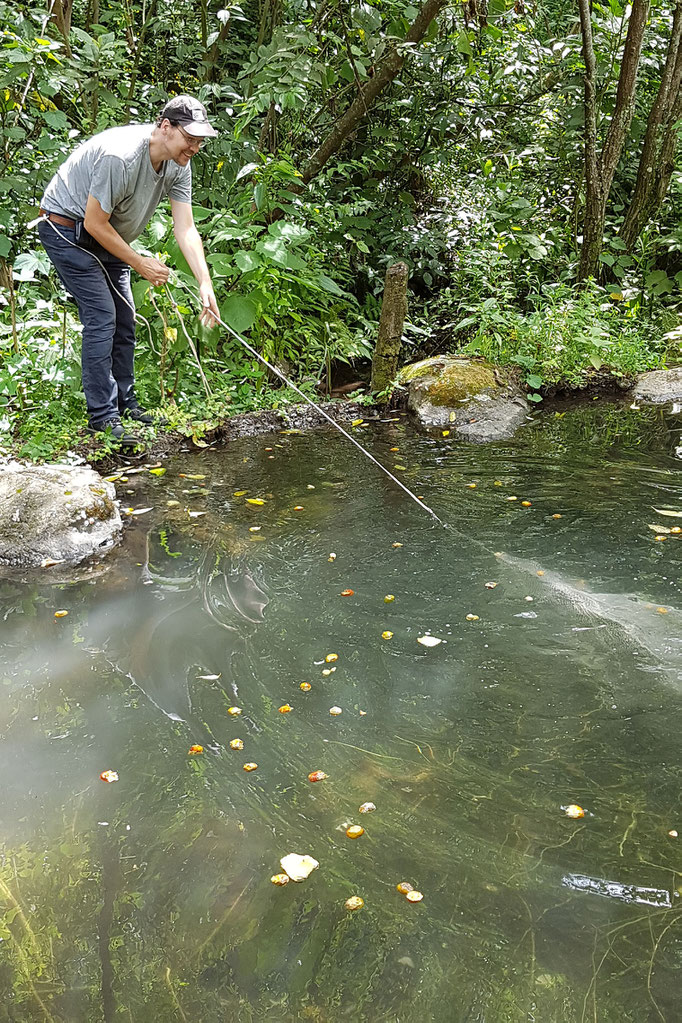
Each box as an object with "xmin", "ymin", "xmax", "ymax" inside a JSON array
[{"xmin": 2, "ymin": 0, "xmax": 682, "ymax": 460}]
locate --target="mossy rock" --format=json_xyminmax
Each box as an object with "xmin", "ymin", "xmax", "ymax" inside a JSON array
[{"xmin": 398, "ymin": 356, "xmax": 501, "ymax": 405}]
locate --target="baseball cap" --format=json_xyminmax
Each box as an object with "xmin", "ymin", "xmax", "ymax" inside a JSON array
[{"xmin": 160, "ymin": 95, "xmax": 218, "ymax": 138}]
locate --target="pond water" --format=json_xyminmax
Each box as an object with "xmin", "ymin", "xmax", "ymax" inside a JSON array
[{"xmin": 1, "ymin": 401, "xmax": 681, "ymax": 1022}]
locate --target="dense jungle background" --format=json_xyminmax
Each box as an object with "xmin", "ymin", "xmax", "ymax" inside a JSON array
[{"xmin": 2, "ymin": 0, "xmax": 682, "ymax": 457}]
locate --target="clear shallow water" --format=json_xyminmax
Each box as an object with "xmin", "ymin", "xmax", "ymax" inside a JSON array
[{"xmin": 1, "ymin": 401, "xmax": 681, "ymax": 1022}]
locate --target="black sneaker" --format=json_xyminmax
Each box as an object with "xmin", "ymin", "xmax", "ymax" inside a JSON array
[
  {"xmin": 87, "ymin": 415, "xmax": 140, "ymax": 446},
  {"xmin": 121, "ymin": 405, "xmax": 168, "ymax": 426}
]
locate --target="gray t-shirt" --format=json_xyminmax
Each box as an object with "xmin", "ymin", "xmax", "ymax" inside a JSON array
[{"xmin": 41, "ymin": 123, "xmax": 192, "ymax": 243}]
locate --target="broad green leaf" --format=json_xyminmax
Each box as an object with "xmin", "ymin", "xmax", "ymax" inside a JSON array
[{"xmin": 220, "ymin": 294, "xmax": 257, "ymax": 333}]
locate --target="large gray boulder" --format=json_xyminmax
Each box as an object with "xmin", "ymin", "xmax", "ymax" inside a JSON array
[
  {"xmin": 0, "ymin": 462, "xmax": 122, "ymax": 568},
  {"xmin": 634, "ymin": 367, "xmax": 682, "ymax": 404},
  {"xmin": 399, "ymin": 356, "xmax": 529, "ymax": 442}
]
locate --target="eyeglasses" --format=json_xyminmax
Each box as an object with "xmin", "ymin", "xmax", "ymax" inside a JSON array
[{"xmin": 176, "ymin": 124, "xmax": 203, "ymax": 149}]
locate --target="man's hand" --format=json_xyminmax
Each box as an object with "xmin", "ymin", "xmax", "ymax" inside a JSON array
[
  {"xmin": 199, "ymin": 281, "xmax": 219, "ymax": 328},
  {"xmin": 137, "ymin": 257, "xmax": 170, "ymax": 288}
]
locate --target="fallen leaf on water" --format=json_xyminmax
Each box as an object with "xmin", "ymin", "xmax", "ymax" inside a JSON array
[
  {"xmin": 227, "ymin": 706, "xmax": 242, "ymax": 716},
  {"xmin": 41, "ymin": 558, "xmax": 64, "ymax": 568},
  {"xmin": 656, "ymin": 607, "xmax": 668, "ymax": 614},
  {"xmin": 345, "ymin": 896, "xmax": 364, "ymax": 911},
  {"xmin": 552, "ymin": 513, "xmax": 562, "ymax": 519},
  {"xmin": 308, "ymin": 771, "xmax": 327, "ymax": 782},
  {"xmin": 396, "ymin": 882, "xmax": 413, "ymax": 894},
  {"xmin": 564, "ymin": 804, "xmax": 585, "ymax": 819},
  {"xmin": 341, "ymin": 589, "xmax": 354, "ymax": 596},
  {"xmin": 233, "ymin": 490, "xmax": 247, "ymax": 497},
  {"xmin": 322, "ymin": 668, "xmax": 333, "ymax": 676},
  {"xmin": 325, "ymin": 653, "xmax": 338, "ymax": 663},
  {"xmin": 466, "ymin": 483, "xmax": 477, "ymax": 489},
  {"xmin": 329, "ymin": 706, "xmax": 342, "ymax": 716},
  {"xmin": 54, "ymin": 610, "xmax": 69, "ymax": 618},
  {"xmin": 249, "ymin": 526, "xmax": 261, "ymax": 533},
  {"xmin": 188, "ymin": 745, "xmax": 203, "ymax": 755},
  {"xmin": 246, "ymin": 498, "xmax": 265, "ymax": 506},
  {"xmin": 167, "ymin": 500, "xmax": 180, "ymax": 508},
  {"xmin": 359, "ymin": 802, "xmax": 376, "ymax": 814},
  {"xmin": 328, "ymin": 553, "xmax": 337, "ymax": 561},
  {"xmin": 406, "ymin": 891, "xmax": 423, "ymax": 903},
  {"xmin": 668, "ymin": 830, "xmax": 678, "ymax": 838},
  {"xmin": 346, "ymin": 825, "xmax": 364, "ymax": 839},
  {"xmin": 293, "ymin": 505, "xmax": 304, "ymax": 511},
  {"xmin": 271, "ymin": 873, "xmax": 290, "ymax": 886},
  {"xmin": 188, "ymin": 511, "xmax": 206, "ymax": 519},
  {"xmin": 655, "ymin": 535, "xmax": 667, "ymax": 541},
  {"xmin": 672, "ymin": 527, "xmax": 682, "ymax": 534},
  {"xmin": 465, "ymin": 614, "xmax": 479, "ymax": 621},
  {"xmin": 392, "ymin": 542, "xmax": 403, "ymax": 548},
  {"xmin": 351, "ymin": 419, "xmax": 364, "ymax": 426},
  {"xmin": 278, "ymin": 704, "xmax": 293, "ymax": 713},
  {"xmin": 521, "ymin": 500, "xmax": 532, "ymax": 507},
  {"xmin": 484, "ymin": 582, "xmax": 497, "ymax": 589},
  {"xmin": 394, "ymin": 464, "xmax": 407, "ymax": 471},
  {"xmin": 506, "ymin": 496, "xmax": 517, "ymax": 502},
  {"xmin": 382, "ymin": 631, "xmax": 393, "ymax": 640},
  {"xmin": 384, "ymin": 594, "xmax": 395, "ymax": 603},
  {"xmin": 198, "ymin": 673, "xmax": 220, "ymax": 680},
  {"xmin": 229, "ymin": 739, "xmax": 244, "ymax": 750},
  {"xmin": 243, "ymin": 762, "xmax": 258, "ymax": 772},
  {"xmin": 179, "ymin": 473, "xmax": 207, "ymax": 480},
  {"xmin": 280, "ymin": 853, "xmax": 319, "ymax": 881},
  {"xmin": 417, "ymin": 636, "xmax": 441, "ymax": 647},
  {"xmin": 648, "ymin": 524, "xmax": 671, "ymax": 533},
  {"xmin": 127, "ymin": 507, "xmax": 153, "ymax": 516},
  {"xmin": 653, "ymin": 508, "xmax": 682, "ymax": 518},
  {"xmin": 300, "ymin": 682, "xmax": 312, "ymax": 692},
  {"xmin": 149, "ymin": 467, "xmax": 167, "ymax": 477},
  {"xmin": 537, "ymin": 570, "xmax": 545, "ymax": 576},
  {"xmin": 442, "ymin": 430, "xmax": 450, "ymax": 437},
  {"xmin": 100, "ymin": 770, "xmax": 118, "ymax": 783}
]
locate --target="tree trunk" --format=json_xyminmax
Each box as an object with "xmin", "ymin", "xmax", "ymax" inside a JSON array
[
  {"xmin": 301, "ymin": 0, "xmax": 447, "ymax": 184},
  {"xmin": 52, "ymin": 0, "xmax": 73, "ymax": 55},
  {"xmin": 371, "ymin": 262, "xmax": 409, "ymax": 394},
  {"xmin": 621, "ymin": 1, "xmax": 682, "ymax": 248},
  {"xmin": 578, "ymin": 0, "xmax": 650, "ymax": 280}
]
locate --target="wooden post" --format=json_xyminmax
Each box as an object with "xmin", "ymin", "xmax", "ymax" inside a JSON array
[{"xmin": 371, "ymin": 261, "xmax": 408, "ymax": 394}]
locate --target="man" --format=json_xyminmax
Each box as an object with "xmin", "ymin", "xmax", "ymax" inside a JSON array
[{"xmin": 38, "ymin": 95, "xmax": 220, "ymax": 444}]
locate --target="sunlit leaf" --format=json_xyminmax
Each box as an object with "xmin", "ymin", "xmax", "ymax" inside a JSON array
[
  {"xmin": 329, "ymin": 706, "xmax": 342, "ymax": 716},
  {"xmin": 345, "ymin": 896, "xmax": 364, "ymax": 910},
  {"xmin": 54, "ymin": 609, "xmax": 69, "ymax": 618},
  {"xmin": 188, "ymin": 745, "xmax": 203, "ymax": 755},
  {"xmin": 325, "ymin": 653, "xmax": 338, "ymax": 663},
  {"xmin": 308, "ymin": 771, "xmax": 327, "ymax": 782},
  {"xmin": 300, "ymin": 682, "xmax": 312, "ymax": 691},
  {"xmin": 396, "ymin": 882, "xmax": 413, "ymax": 895},
  {"xmin": 346, "ymin": 825, "xmax": 364, "ymax": 839},
  {"xmin": 100, "ymin": 770, "xmax": 118, "ymax": 783},
  {"xmin": 234, "ymin": 490, "xmax": 248, "ymax": 497},
  {"xmin": 382, "ymin": 631, "xmax": 393, "ymax": 640},
  {"xmin": 243, "ymin": 762, "xmax": 258, "ymax": 771},
  {"xmin": 227, "ymin": 706, "xmax": 242, "ymax": 716},
  {"xmin": 280, "ymin": 853, "xmax": 319, "ymax": 881},
  {"xmin": 653, "ymin": 508, "xmax": 682, "ymax": 518},
  {"xmin": 564, "ymin": 804, "xmax": 585, "ymax": 819},
  {"xmin": 358, "ymin": 802, "xmax": 376, "ymax": 814},
  {"xmin": 384, "ymin": 594, "xmax": 395, "ymax": 603},
  {"xmin": 246, "ymin": 498, "xmax": 266, "ymax": 506},
  {"xmin": 406, "ymin": 890, "xmax": 423, "ymax": 902},
  {"xmin": 229, "ymin": 738, "xmax": 244, "ymax": 750},
  {"xmin": 278, "ymin": 704, "xmax": 293, "ymax": 713},
  {"xmin": 149, "ymin": 468, "xmax": 167, "ymax": 477},
  {"xmin": 340, "ymin": 588, "xmax": 354, "ymax": 596},
  {"xmin": 417, "ymin": 636, "xmax": 441, "ymax": 647},
  {"xmin": 271, "ymin": 873, "xmax": 290, "ymax": 886}
]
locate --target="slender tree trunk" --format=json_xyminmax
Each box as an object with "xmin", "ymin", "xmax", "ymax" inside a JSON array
[
  {"xmin": 578, "ymin": 0, "xmax": 650, "ymax": 280},
  {"xmin": 52, "ymin": 0, "xmax": 73, "ymax": 56},
  {"xmin": 622, "ymin": 1, "xmax": 682, "ymax": 248},
  {"xmin": 301, "ymin": 0, "xmax": 447, "ymax": 184}
]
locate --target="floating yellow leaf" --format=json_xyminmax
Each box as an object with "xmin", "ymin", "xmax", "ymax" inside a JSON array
[
  {"xmin": 293, "ymin": 505, "xmax": 304, "ymax": 511},
  {"xmin": 243, "ymin": 762, "xmax": 258, "ymax": 772},
  {"xmin": 340, "ymin": 588, "xmax": 354, "ymax": 596},
  {"xmin": 54, "ymin": 609, "xmax": 69, "ymax": 618},
  {"xmin": 484, "ymin": 582, "xmax": 497, "ymax": 589},
  {"xmin": 227, "ymin": 706, "xmax": 242, "ymax": 716},
  {"xmin": 278, "ymin": 704, "xmax": 293, "ymax": 713},
  {"xmin": 345, "ymin": 896, "xmax": 364, "ymax": 911},
  {"xmin": 149, "ymin": 467, "xmax": 167, "ymax": 477},
  {"xmin": 506, "ymin": 496, "xmax": 517, "ymax": 502},
  {"xmin": 384, "ymin": 594, "xmax": 395, "ymax": 603},
  {"xmin": 308, "ymin": 771, "xmax": 327, "ymax": 782},
  {"xmin": 346, "ymin": 825, "xmax": 364, "ymax": 839},
  {"xmin": 653, "ymin": 508, "xmax": 682, "ymax": 518},
  {"xmin": 325, "ymin": 653, "xmax": 338, "ymax": 663},
  {"xmin": 394, "ymin": 464, "xmax": 407, "ymax": 471},
  {"xmin": 40, "ymin": 558, "xmax": 63, "ymax": 568},
  {"xmin": 392, "ymin": 542, "xmax": 403, "ymax": 548},
  {"xmin": 669, "ymin": 830, "xmax": 678, "ymax": 838},
  {"xmin": 656, "ymin": 607, "xmax": 668, "ymax": 614},
  {"xmin": 382, "ymin": 631, "xmax": 393, "ymax": 640},
  {"xmin": 359, "ymin": 802, "xmax": 376, "ymax": 814},
  {"xmin": 396, "ymin": 882, "xmax": 413, "ymax": 895},
  {"xmin": 271, "ymin": 873, "xmax": 290, "ymax": 886},
  {"xmin": 390, "ymin": 447, "xmax": 400, "ymax": 452},
  {"xmin": 521, "ymin": 500, "xmax": 532, "ymax": 507},
  {"xmin": 100, "ymin": 770, "xmax": 118, "ymax": 783},
  {"xmin": 300, "ymin": 682, "xmax": 312, "ymax": 692},
  {"xmin": 229, "ymin": 739, "xmax": 244, "ymax": 750},
  {"xmin": 249, "ymin": 526, "xmax": 261, "ymax": 532},
  {"xmin": 552, "ymin": 513, "xmax": 562, "ymax": 519},
  {"xmin": 188, "ymin": 745, "xmax": 203, "ymax": 755},
  {"xmin": 406, "ymin": 890, "xmax": 423, "ymax": 903},
  {"xmin": 167, "ymin": 499, "xmax": 180, "ymax": 508},
  {"xmin": 564, "ymin": 804, "xmax": 585, "ymax": 819},
  {"xmin": 466, "ymin": 483, "xmax": 476, "ymax": 489},
  {"xmin": 246, "ymin": 498, "xmax": 265, "ymax": 506},
  {"xmin": 233, "ymin": 490, "xmax": 247, "ymax": 497},
  {"xmin": 179, "ymin": 473, "xmax": 206, "ymax": 480},
  {"xmin": 351, "ymin": 419, "xmax": 364, "ymax": 426},
  {"xmin": 442, "ymin": 430, "xmax": 450, "ymax": 437},
  {"xmin": 280, "ymin": 853, "xmax": 319, "ymax": 881},
  {"xmin": 328, "ymin": 552, "xmax": 337, "ymax": 561},
  {"xmin": 465, "ymin": 614, "xmax": 479, "ymax": 621}
]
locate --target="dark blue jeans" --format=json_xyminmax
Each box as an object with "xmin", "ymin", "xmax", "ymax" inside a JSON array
[{"xmin": 38, "ymin": 219, "xmax": 138, "ymax": 426}]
